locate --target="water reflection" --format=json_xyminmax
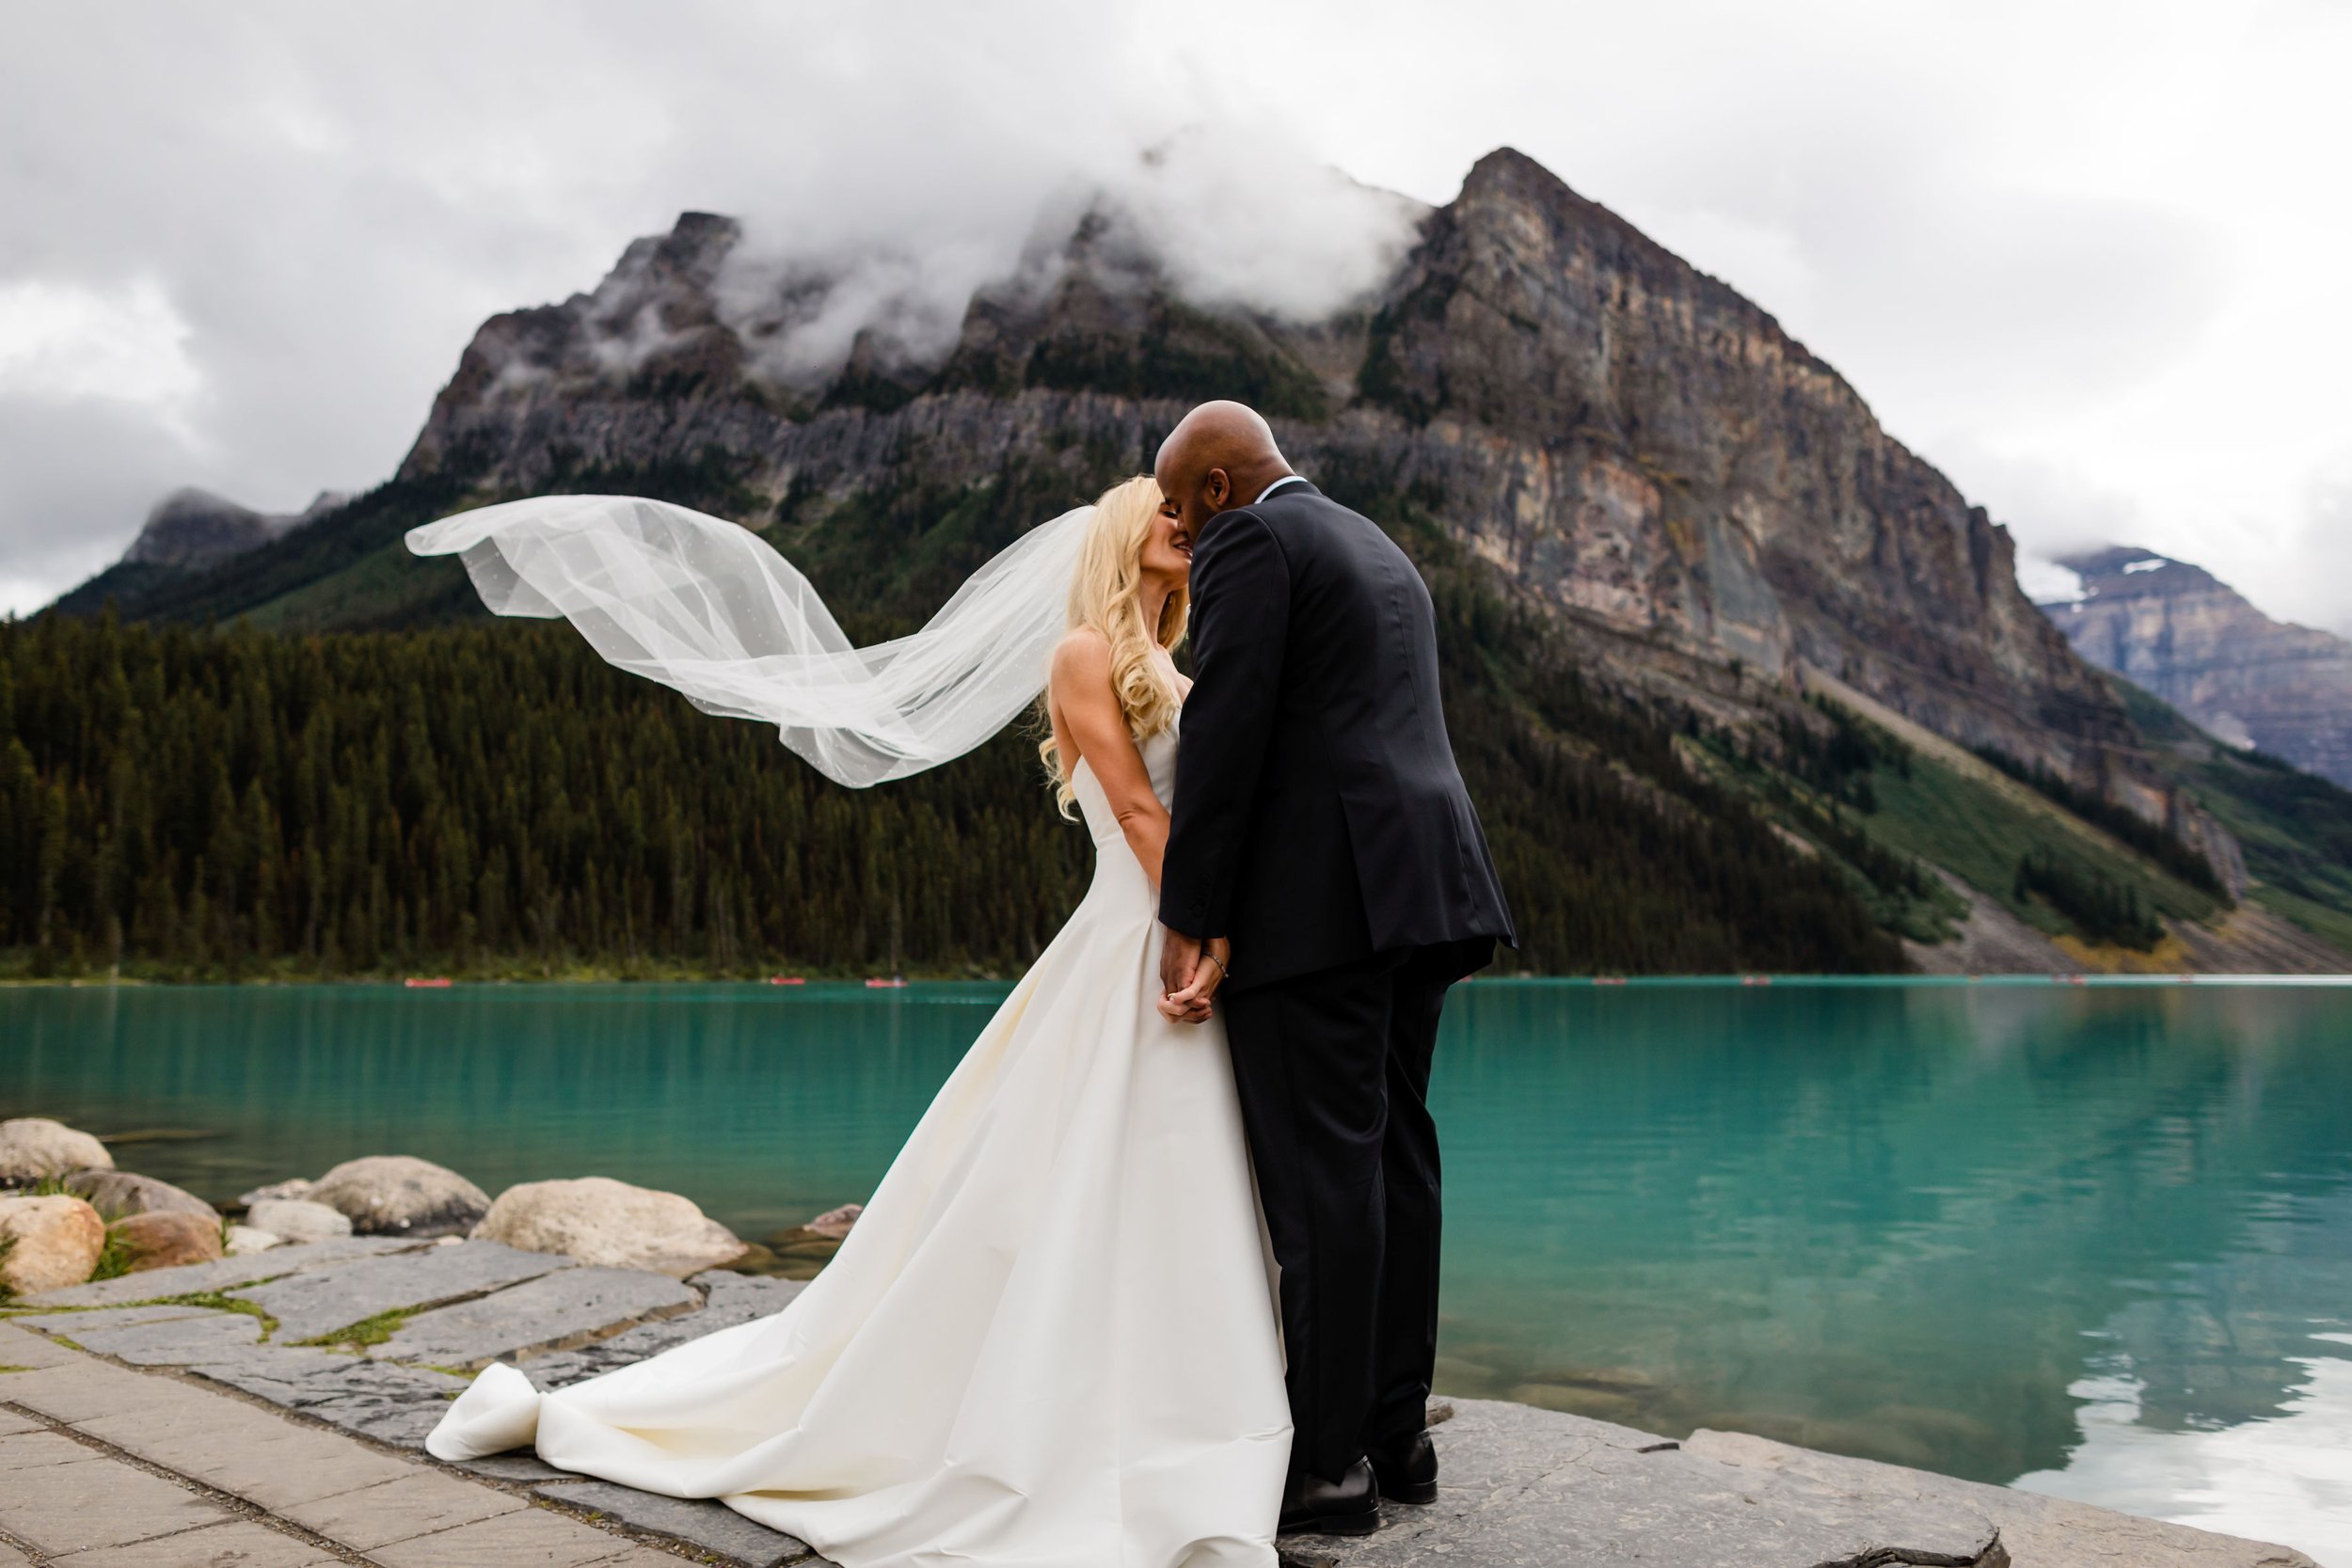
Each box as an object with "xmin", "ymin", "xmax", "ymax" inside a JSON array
[
  {"xmin": 1432, "ymin": 984, "xmax": 2352, "ymax": 1497},
  {"xmin": 2016, "ymin": 1347, "xmax": 2352, "ymax": 1555},
  {"xmin": 3, "ymin": 980, "xmax": 2347, "ymax": 1556}
]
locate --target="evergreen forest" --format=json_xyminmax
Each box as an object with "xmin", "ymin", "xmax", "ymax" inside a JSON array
[{"xmin": 1, "ymin": 577, "xmax": 1910, "ymax": 981}]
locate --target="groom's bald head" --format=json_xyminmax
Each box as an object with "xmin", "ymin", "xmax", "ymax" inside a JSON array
[{"xmin": 1154, "ymin": 401, "xmax": 1295, "ymax": 533}]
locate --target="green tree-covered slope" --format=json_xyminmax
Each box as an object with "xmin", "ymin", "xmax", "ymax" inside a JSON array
[{"xmin": 4, "ymin": 538, "xmax": 1909, "ymax": 981}]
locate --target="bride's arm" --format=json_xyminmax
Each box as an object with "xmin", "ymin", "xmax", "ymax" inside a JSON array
[{"xmin": 1050, "ymin": 630, "xmax": 1172, "ymax": 886}]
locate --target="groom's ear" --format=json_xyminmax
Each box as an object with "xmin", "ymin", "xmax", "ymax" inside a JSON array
[{"xmin": 1204, "ymin": 467, "xmax": 1232, "ymax": 510}]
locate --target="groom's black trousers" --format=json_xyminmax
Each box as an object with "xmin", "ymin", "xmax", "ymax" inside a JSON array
[{"xmin": 1219, "ymin": 938, "xmax": 1489, "ymax": 1484}]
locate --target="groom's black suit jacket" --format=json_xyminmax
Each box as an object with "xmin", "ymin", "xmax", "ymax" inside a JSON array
[{"xmin": 1161, "ymin": 481, "xmax": 1514, "ymax": 990}]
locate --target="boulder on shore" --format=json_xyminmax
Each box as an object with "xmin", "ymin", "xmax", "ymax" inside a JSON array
[
  {"xmin": 110, "ymin": 1210, "xmax": 224, "ymax": 1274},
  {"xmin": 0, "ymin": 1195, "xmax": 106, "ymax": 1292},
  {"xmin": 473, "ymin": 1176, "xmax": 748, "ymax": 1278},
  {"xmin": 755, "ymin": 1201, "xmax": 865, "ymax": 1278},
  {"xmin": 246, "ymin": 1197, "xmax": 352, "ymax": 1243},
  {"xmin": 0, "ymin": 1118, "xmax": 113, "ymax": 1185},
  {"xmin": 309, "ymin": 1156, "xmax": 489, "ymax": 1237},
  {"xmin": 62, "ymin": 1169, "xmax": 218, "ymax": 1223},
  {"xmin": 237, "ymin": 1178, "xmax": 313, "ymax": 1207},
  {"xmin": 223, "ymin": 1223, "xmax": 281, "ymax": 1256}
]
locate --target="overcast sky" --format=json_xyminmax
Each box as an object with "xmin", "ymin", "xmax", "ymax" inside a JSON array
[{"xmin": 4, "ymin": 0, "xmax": 2347, "ymax": 628}]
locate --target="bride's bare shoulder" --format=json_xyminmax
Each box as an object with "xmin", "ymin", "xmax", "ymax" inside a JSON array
[{"xmin": 1050, "ymin": 626, "xmax": 1113, "ymax": 692}]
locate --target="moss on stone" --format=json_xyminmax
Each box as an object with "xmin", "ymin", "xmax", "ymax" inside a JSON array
[
  {"xmin": 300, "ymin": 1306, "xmax": 415, "ymax": 1349},
  {"xmin": 130, "ymin": 1291, "xmax": 281, "ymax": 1341}
]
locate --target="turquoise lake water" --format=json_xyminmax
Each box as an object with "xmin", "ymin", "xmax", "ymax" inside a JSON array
[{"xmin": 4, "ymin": 978, "xmax": 2347, "ymax": 1560}]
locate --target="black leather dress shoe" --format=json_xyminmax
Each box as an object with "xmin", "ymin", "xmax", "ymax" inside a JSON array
[
  {"xmin": 1278, "ymin": 1456, "xmax": 1381, "ymax": 1536},
  {"xmin": 1369, "ymin": 1429, "xmax": 1438, "ymax": 1504}
]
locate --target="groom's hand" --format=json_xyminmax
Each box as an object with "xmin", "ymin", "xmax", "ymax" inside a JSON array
[{"xmin": 1158, "ymin": 926, "xmax": 1201, "ymax": 1020}]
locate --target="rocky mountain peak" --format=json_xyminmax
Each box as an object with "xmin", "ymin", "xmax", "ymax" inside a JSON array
[
  {"xmin": 1454, "ymin": 146, "xmax": 1674, "ymax": 265},
  {"xmin": 120, "ymin": 488, "xmax": 274, "ymax": 569},
  {"xmin": 55, "ymin": 484, "xmax": 359, "ymax": 617},
  {"xmin": 654, "ymin": 211, "xmax": 743, "ymax": 275},
  {"xmin": 117, "ymin": 487, "xmax": 357, "ymax": 572},
  {"xmin": 2042, "ymin": 545, "xmax": 2352, "ymax": 784},
  {"xmin": 577, "ymin": 212, "xmax": 742, "ymax": 355},
  {"xmin": 2047, "ymin": 546, "xmax": 2225, "ymax": 600}
]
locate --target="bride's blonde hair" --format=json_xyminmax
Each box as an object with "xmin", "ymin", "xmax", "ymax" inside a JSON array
[{"xmin": 1039, "ymin": 475, "xmax": 1190, "ymax": 816}]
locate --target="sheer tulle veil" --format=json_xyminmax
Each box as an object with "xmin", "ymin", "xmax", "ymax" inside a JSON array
[{"xmin": 405, "ymin": 494, "xmax": 1092, "ymax": 788}]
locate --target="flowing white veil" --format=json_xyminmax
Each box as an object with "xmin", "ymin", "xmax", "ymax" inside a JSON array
[{"xmin": 405, "ymin": 494, "xmax": 1091, "ymax": 787}]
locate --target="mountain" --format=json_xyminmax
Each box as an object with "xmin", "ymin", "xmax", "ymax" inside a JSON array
[
  {"xmin": 53, "ymin": 487, "xmax": 354, "ymax": 619},
  {"xmin": 2041, "ymin": 546, "xmax": 2352, "ymax": 788},
  {"xmin": 386, "ymin": 151, "xmax": 2126, "ymax": 768},
  {"xmin": 33, "ymin": 146, "xmax": 2352, "ymax": 975},
  {"xmin": 100, "ymin": 153, "xmax": 2116, "ymax": 754}
]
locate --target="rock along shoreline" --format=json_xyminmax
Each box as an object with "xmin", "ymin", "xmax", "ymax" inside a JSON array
[{"xmin": 0, "ymin": 1116, "xmax": 2319, "ymax": 1567}]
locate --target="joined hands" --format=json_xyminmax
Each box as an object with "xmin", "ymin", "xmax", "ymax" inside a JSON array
[{"xmin": 1157, "ymin": 929, "xmax": 1231, "ymax": 1024}]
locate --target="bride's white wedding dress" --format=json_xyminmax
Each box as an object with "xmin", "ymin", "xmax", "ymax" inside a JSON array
[{"xmin": 426, "ymin": 719, "xmax": 1292, "ymax": 1568}]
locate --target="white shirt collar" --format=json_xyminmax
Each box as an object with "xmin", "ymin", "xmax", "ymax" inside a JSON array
[{"xmin": 1253, "ymin": 474, "xmax": 1308, "ymax": 505}]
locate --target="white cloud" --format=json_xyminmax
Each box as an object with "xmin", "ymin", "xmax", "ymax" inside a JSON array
[
  {"xmin": 2015, "ymin": 559, "xmax": 2086, "ymax": 606},
  {"xmin": 1117, "ymin": 127, "xmax": 1430, "ymax": 320},
  {"xmin": 2267, "ymin": 467, "xmax": 2352, "ymax": 638},
  {"xmin": 1636, "ymin": 209, "xmax": 1820, "ymax": 329},
  {"xmin": 0, "ymin": 277, "xmax": 203, "ymax": 436},
  {"xmin": 1935, "ymin": 442, "xmax": 2153, "ymax": 557}
]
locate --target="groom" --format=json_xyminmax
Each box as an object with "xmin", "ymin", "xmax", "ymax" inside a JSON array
[{"xmin": 1155, "ymin": 402, "xmax": 1515, "ymax": 1535}]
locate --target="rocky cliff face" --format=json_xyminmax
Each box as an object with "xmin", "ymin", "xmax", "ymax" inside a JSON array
[
  {"xmin": 2042, "ymin": 546, "xmax": 2352, "ymax": 787},
  {"xmin": 397, "ymin": 147, "xmax": 2132, "ymax": 772},
  {"xmin": 1349, "ymin": 151, "xmax": 2126, "ymax": 758}
]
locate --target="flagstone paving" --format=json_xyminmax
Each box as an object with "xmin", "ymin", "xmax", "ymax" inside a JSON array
[
  {"xmin": 18, "ymin": 1237, "xmax": 430, "ymax": 1309},
  {"xmin": 0, "ymin": 1240, "xmax": 2324, "ymax": 1567},
  {"xmin": 230, "ymin": 1240, "xmax": 574, "ymax": 1344},
  {"xmin": 40, "ymin": 1307, "xmax": 265, "ymax": 1366},
  {"xmin": 0, "ymin": 1324, "xmax": 683, "ymax": 1567},
  {"xmin": 378, "ymin": 1265, "xmax": 699, "ymax": 1370}
]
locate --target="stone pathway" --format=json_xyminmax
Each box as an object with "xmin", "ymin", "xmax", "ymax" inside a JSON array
[
  {"xmin": 0, "ymin": 1321, "xmax": 681, "ymax": 1566},
  {"xmin": 5, "ymin": 1239, "xmax": 818, "ymax": 1565},
  {"xmin": 0, "ymin": 1239, "xmax": 2320, "ymax": 1567}
]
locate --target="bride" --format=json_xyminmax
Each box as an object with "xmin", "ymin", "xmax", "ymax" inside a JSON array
[{"xmin": 412, "ymin": 477, "xmax": 1292, "ymax": 1567}]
